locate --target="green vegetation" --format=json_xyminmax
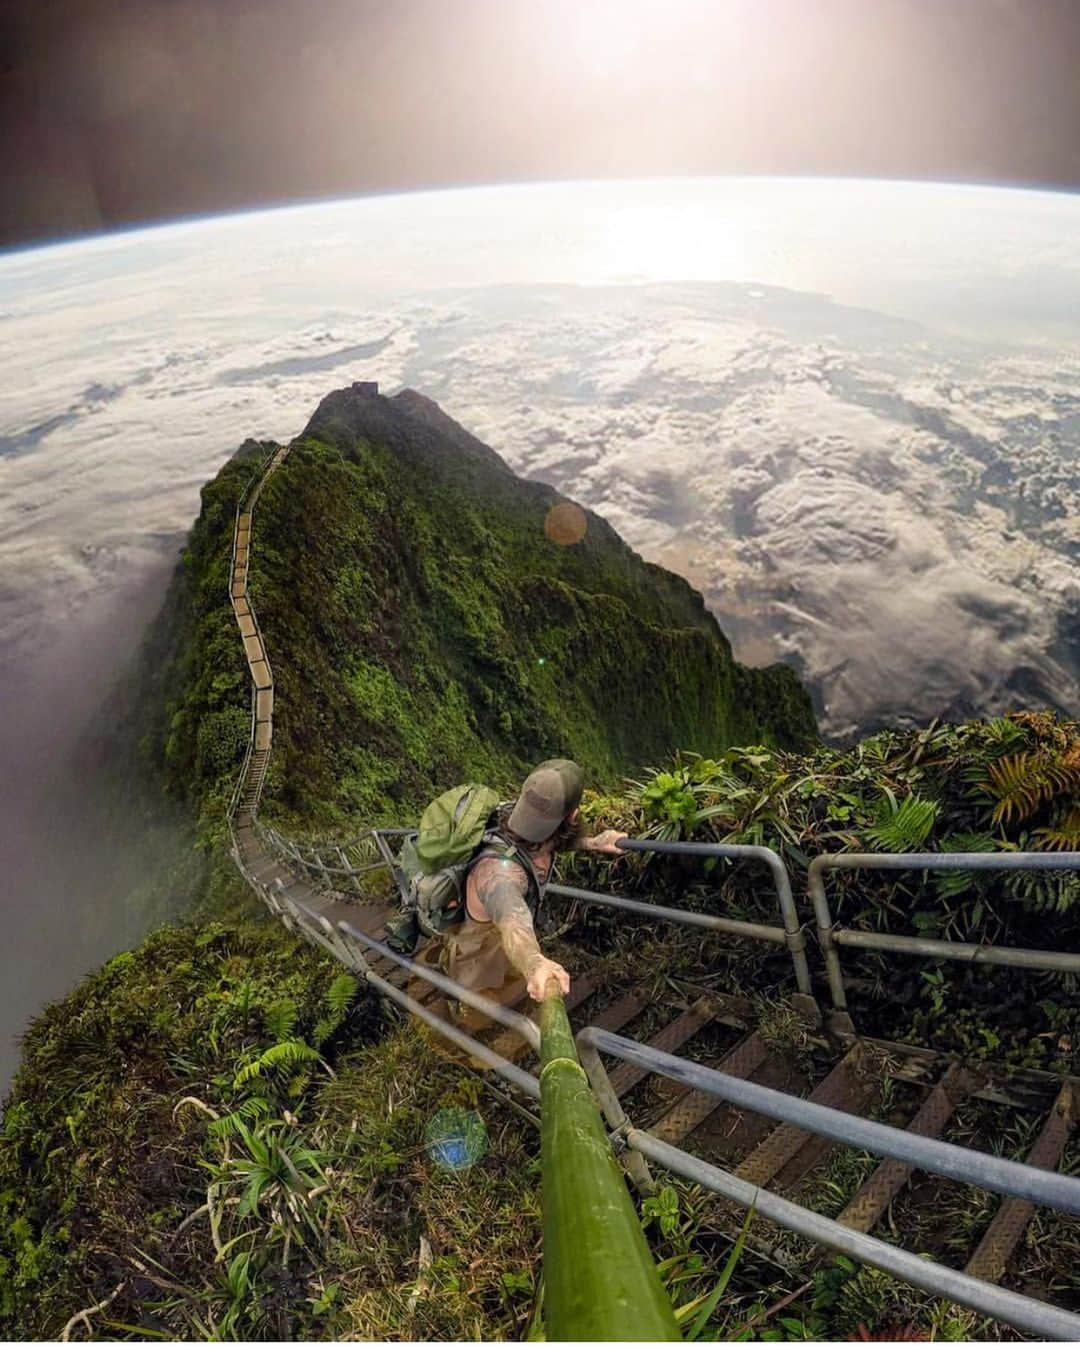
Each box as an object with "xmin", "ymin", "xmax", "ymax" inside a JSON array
[
  {"xmin": 128, "ymin": 437, "xmax": 273, "ymax": 847},
  {"xmin": 5, "ymin": 707, "xmax": 1074, "ymax": 1338},
  {"xmin": 605, "ymin": 710, "xmax": 1080, "ymax": 1072},
  {"xmin": 3, "ymin": 386, "xmax": 1078, "ymax": 1339},
  {"xmin": 135, "ymin": 386, "xmax": 816, "ymax": 850},
  {"xmin": 0, "ymin": 915, "xmax": 559, "ymax": 1338},
  {"xmin": 0, "ymin": 919, "xmax": 376, "ymax": 1336}
]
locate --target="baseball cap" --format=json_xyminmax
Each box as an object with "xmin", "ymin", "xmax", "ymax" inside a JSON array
[{"xmin": 507, "ymin": 759, "xmax": 585, "ymax": 843}]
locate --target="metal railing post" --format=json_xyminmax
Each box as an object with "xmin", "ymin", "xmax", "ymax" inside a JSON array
[
  {"xmin": 558, "ymin": 837, "xmax": 817, "ymax": 1013},
  {"xmin": 808, "ymin": 852, "xmax": 1080, "ymax": 1028},
  {"xmin": 807, "ymin": 856, "xmax": 851, "ymax": 1017},
  {"xmin": 575, "ymin": 1034, "xmax": 656, "ymax": 1194},
  {"xmin": 273, "ymin": 879, "xmax": 294, "ymax": 932}
]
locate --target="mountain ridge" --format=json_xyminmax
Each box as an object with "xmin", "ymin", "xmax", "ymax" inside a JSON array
[
  {"xmin": 3, "ymin": 382, "xmax": 1079, "ymax": 1339},
  {"xmin": 133, "ymin": 380, "xmax": 816, "ymax": 846}
]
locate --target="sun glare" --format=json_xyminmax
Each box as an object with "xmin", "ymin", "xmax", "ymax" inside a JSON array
[
  {"xmin": 563, "ymin": 0, "xmax": 645, "ymax": 77},
  {"xmin": 560, "ymin": 0, "xmax": 762, "ymax": 81},
  {"xmin": 587, "ymin": 201, "xmax": 749, "ymax": 284}
]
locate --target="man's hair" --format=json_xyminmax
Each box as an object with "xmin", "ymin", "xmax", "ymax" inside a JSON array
[{"xmin": 497, "ymin": 800, "xmax": 584, "ymax": 852}]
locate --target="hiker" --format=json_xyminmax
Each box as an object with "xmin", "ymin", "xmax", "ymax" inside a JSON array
[
  {"xmin": 402, "ymin": 759, "xmax": 627, "ymax": 1033},
  {"xmin": 458, "ymin": 758, "xmax": 627, "ymax": 1004}
]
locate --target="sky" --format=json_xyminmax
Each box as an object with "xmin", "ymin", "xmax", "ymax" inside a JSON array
[{"xmin": 2, "ymin": 0, "xmax": 1080, "ymax": 249}]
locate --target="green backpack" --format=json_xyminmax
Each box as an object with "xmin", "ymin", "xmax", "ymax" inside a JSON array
[
  {"xmin": 386, "ymin": 783, "xmax": 542, "ymax": 954},
  {"xmin": 388, "ymin": 783, "xmax": 499, "ymax": 952}
]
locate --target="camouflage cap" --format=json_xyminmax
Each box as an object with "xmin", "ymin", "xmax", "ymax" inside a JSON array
[{"xmin": 507, "ymin": 759, "xmax": 585, "ymax": 843}]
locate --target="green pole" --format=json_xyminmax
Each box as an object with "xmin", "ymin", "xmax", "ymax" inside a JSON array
[{"xmin": 539, "ymin": 990, "xmax": 680, "ymax": 1341}]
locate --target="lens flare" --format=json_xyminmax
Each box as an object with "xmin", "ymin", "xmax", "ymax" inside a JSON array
[
  {"xmin": 425, "ymin": 1108, "xmax": 489, "ymax": 1171},
  {"xmin": 544, "ymin": 501, "xmax": 587, "ymax": 546}
]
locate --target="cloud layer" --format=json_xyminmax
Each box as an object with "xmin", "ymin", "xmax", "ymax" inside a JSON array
[
  {"xmin": 1, "ymin": 269, "xmax": 1077, "ymax": 739},
  {"xmin": 404, "ymin": 286, "xmax": 1079, "ymax": 739},
  {"xmin": 1, "ymin": 181, "xmax": 1078, "ymax": 1081}
]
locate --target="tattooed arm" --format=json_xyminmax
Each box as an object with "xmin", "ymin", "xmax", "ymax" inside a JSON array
[{"xmin": 469, "ymin": 856, "xmax": 570, "ymax": 1001}]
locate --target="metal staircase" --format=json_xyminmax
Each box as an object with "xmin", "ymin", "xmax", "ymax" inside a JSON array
[{"xmin": 223, "ymin": 436, "xmax": 1080, "ymax": 1340}]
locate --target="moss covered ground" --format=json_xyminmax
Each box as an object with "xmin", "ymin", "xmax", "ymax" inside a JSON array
[
  {"xmin": 132, "ymin": 385, "xmax": 816, "ymax": 850},
  {"xmin": 2, "ymin": 387, "xmax": 1077, "ymax": 1339}
]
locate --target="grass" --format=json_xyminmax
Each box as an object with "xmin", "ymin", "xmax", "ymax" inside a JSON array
[
  {"xmin": 6, "ymin": 384, "xmax": 1080, "ymax": 1338},
  {"xmin": 8, "ymin": 847, "xmax": 1080, "ymax": 1339},
  {"xmin": 753, "ymin": 995, "xmax": 820, "ymax": 1069}
]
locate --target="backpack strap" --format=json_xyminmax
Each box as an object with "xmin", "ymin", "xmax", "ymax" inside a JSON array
[{"xmin": 467, "ymin": 829, "xmax": 547, "ymax": 915}]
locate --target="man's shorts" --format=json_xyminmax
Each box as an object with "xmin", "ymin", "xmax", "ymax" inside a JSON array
[{"xmin": 407, "ymin": 918, "xmax": 526, "ymax": 1063}]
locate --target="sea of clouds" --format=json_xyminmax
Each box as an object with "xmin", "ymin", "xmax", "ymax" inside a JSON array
[
  {"xmin": 2, "ymin": 272, "xmax": 1077, "ymax": 741},
  {"xmin": 2, "ymin": 180, "xmax": 1078, "ymax": 1081}
]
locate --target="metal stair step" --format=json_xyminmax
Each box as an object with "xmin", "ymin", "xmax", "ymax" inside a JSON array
[
  {"xmin": 247, "ymin": 857, "xmax": 286, "ymax": 886},
  {"xmin": 650, "ymin": 1032, "xmax": 771, "ymax": 1145},
  {"xmin": 837, "ymin": 1062, "xmax": 978, "ymax": 1234},
  {"xmin": 319, "ymin": 897, "xmax": 394, "ymax": 935},
  {"xmin": 608, "ymin": 997, "xmax": 715, "ymax": 1100},
  {"xmin": 965, "ymin": 1083, "xmax": 1075, "ymax": 1283},
  {"xmin": 734, "ymin": 1044, "xmax": 873, "ymax": 1190},
  {"xmin": 488, "ymin": 974, "xmax": 600, "ymax": 1065},
  {"xmin": 581, "ymin": 987, "xmax": 650, "ymax": 1035},
  {"xmin": 773, "ymin": 1060, "xmax": 884, "ymax": 1194}
]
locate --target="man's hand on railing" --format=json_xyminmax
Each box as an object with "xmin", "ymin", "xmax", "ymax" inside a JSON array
[
  {"xmin": 526, "ymin": 955, "xmax": 571, "ymax": 1002},
  {"xmin": 581, "ymin": 829, "xmax": 630, "ymax": 856}
]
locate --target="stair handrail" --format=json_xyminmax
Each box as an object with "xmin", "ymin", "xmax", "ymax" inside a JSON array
[
  {"xmin": 253, "ymin": 817, "xmax": 820, "ymax": 1008},
  {"xmin": 227, "ymin": 683, "xmax": 259, "ymax": 824},
  {"xmin": 244, "ymin": 856, "xmax": 1080, "ymax": 1343},
  {"xmin": 222, "ymin": 421, "xmax": 1080, "ymax": 1341},
  {"xmin": 808, "ymin": 851, "xmax": 1080, "ymax": 1022},
  {"xmin": 574, "ymin": 1026, "xmax": 1080, "ymax": 1341},
  {"xmin": 575, "ymin": 1026, "xmax": 1080, "ymax": 1215},
  {"xmin": 626, "ymin": 1129, "xmax": 1080, "ymax": 1343},
  {"xmin": 254, "ymin": 823, "xmax": 414, "ymax": 894},
  {"xmin": 540, "ymin": 837, "xmax": 813, "ymax": 1010}
]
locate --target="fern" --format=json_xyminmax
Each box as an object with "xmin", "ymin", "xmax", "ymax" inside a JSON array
[
  {"xmin": 307, "ymin": 975, "xmax": 362, "ymax": 1048},
  {"xmin": 208, "ymin": 1096, "xmax": 273, "ymax": 1138},
  {"xmin": 975, "ymin": 748, "xmax": 1080, "ymax": 826},
  {"xmin": 286, "ymin": 1072, "xmax": 312, "ymax": 1098},
  {"xmin": 325, "ymin": 973, "xmax": 359, "ymax": 1019},
  {"xmin": 1034, "ymin": 806, "xmax": 1080, "ymax": 851},
  {"xmin": 934, "ymin": 832, "xmax": 998, "ymax": 899},
  {"xmin": 234, "ymin": 1038, "xmax": 322, "ymax": 1088},
  {"xmin": 1005, "ymin": 867, "xmax": 1080, "ymax": 916},
  {"xmin": 863, "ymin": 791, "xmax": 939, "ymax": 852},
  {"xmin": 264, "ymin": 999, "xmax": 298, "ymax": 1042}
]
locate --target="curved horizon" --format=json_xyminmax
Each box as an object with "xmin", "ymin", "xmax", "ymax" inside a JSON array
[{"xmin": 6, "ymin": 170, "xmax": 1080, "ymax": 262}]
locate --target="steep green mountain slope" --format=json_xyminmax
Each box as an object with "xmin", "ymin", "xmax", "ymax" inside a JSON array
[
  {"xmin": 5, "ymin": 385, "xmax": 1076, "ymax": 1340},
  {"xmin": 139, "ymin": 383, "xmax": 815, "ymax": 846},
  {"xmin": 0, "ymin": 384, "xmax": 818, "ymax": 1337},
  {"xmin": 4, "ymin": 711, "xmax": 1077, "ymax": 1338}
]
